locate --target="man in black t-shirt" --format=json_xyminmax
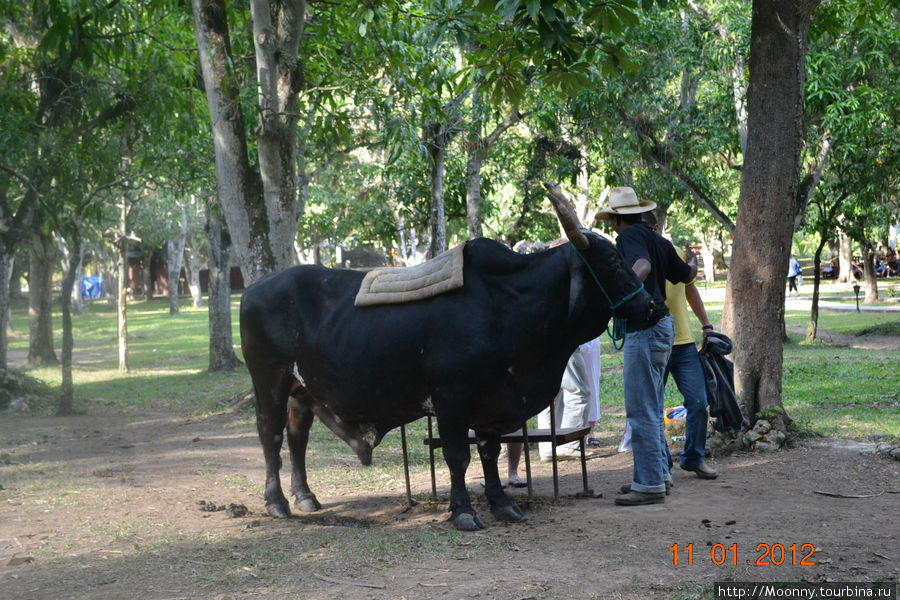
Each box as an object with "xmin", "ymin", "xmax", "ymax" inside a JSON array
[{"xmin": 595, "ymin": 187, "xmax": 697, "ymax": 505}]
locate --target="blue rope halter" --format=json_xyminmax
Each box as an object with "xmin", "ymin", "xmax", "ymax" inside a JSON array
[{"xmin": 571, "ymin": 244, "xmax": 644, "ymax": 350}]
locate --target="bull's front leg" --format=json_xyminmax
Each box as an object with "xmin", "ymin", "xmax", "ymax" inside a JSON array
[
  {"xmin": 434, "ymin": 411, "xmax": 483, "ymax": 531},
  {"xmin": 476, "ymin": 433, "xmax": 525, "ymax": 523},
  {"xmin": 286, "ymin": 396, "xmax": 321, "ymax": 513},
  {"xmin": 441, "ymin": 438, "xmax": 483, "ymax": 531}
]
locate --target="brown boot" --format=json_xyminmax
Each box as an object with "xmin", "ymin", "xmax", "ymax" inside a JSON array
[
  {"xmin": 682, "ymin": 462, "xmax": 718, "ymax": 479},
  {"xmin": 614, "ymin": 491, "xmax": 665, "ymax": 506}
]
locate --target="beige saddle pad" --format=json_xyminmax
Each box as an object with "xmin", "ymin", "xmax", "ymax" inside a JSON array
[{"xmin": 355, "ymin": 243, "xmax": 465, "ymax": 306}]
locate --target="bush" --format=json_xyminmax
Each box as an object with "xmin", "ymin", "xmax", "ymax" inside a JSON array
[{"xmin": 0, "ymin": 367, "xmax": 55, "ymax": 412}]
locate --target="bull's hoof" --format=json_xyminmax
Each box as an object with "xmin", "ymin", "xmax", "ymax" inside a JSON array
[
  {"xmin": 294, "ymin": 493, "xmax": 321, "ymax": 513},
  {"xmin": 266, "ymin": 501, "xmax": 292, "ymax": 519},
  {"xmin": 450, "ymin": 512, "xmax": 485, "ymax": 531},
  {"xmin": 491, "ymin": 503, "xmax": 525, "ymax": 523}
]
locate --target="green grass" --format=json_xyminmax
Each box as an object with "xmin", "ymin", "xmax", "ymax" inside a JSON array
[
  {"xmin": 595, "ymin": 301, "xmax": 900, "ymax": 440},
  {"xmin": 7, "ymin": 296, "xmax": 248, "ymax": 414},
  {"xmin": 787, "ymin": 309, "xmax": 900, "ymax": 336},
  {"xmin": 5, "ymin": 291, "xmax": 899, "ymax": 442}
]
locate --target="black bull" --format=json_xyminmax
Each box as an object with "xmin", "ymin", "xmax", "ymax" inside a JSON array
[{"xmin": 239, "ymin": 193, "xmax": 653, "ymax": 530}]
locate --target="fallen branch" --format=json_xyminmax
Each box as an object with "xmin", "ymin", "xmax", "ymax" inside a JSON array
[
  {"xmin": 314, "ymin": 573, "xmax": 386, "ymax": 589},
  {"xmin": 813, "ymin": 490, "xmax": 884, "ymax": 499},
  {"xmin": 226, "ymin": 388, "xmax": 254, "ymax": 412}
]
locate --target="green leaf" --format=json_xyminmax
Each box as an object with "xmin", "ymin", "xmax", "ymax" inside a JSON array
[{"xmin": 499, "ymin": 0, "xmax": 520, "ymax": 22}]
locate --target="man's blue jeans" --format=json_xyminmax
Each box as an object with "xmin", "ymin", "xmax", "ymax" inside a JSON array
[
  {"xmin": 664, "ymin": 343, "xmax": 709, "ymax": 469},
  {"xmin": 623, "ymin": 315, "xmax": 674, "ymax": 494}
]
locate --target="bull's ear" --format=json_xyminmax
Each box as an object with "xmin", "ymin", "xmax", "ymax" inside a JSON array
[{"xmin": 543, "ymin": 181, "xmax": 589, "ymax": 250}]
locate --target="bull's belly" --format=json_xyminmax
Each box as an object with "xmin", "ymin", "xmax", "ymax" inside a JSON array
[{"xmin": 297, "ymin": 354, "xmax": 555, "ymax": 447}]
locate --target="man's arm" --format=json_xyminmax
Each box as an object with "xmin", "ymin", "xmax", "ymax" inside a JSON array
[{"xmin": 685, "ymin": 281, "xmax": 713, "ymax": 336}]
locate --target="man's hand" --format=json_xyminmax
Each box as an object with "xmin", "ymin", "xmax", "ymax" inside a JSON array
[
  {"xmin": 682, "ymin": 247, "xmax": 698, "ymax": 283},
  {"xmin": 683, "ymin": 246, "xmax": 698, "ymax": 266}
]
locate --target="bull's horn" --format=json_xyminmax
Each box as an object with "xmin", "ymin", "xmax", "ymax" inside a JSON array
[{"xmin": 543, "ymin": 181, "xmax": 589, "ymax": 250}]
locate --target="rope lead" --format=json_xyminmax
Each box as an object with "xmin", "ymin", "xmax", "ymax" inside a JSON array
[
  {"xmin": 571, "ymin": 244, "xmax": 642, "ymax": 351},
  {"xmin": 609, "ymin": 317, "xmax": 628, "ymax": 350}
]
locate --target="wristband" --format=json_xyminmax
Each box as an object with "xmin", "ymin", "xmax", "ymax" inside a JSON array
[{"xmin": 702, "ymin": 324, "xmax": 714, "ymax": 331}]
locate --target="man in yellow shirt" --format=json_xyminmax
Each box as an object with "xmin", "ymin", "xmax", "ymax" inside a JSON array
[
  {"xmin": 646, "ymin": 212, "xmax": 717, "ymax": 480},
  {"xmin": 664, "ymin": 279, "xmax": 717, "ymax": 479}
]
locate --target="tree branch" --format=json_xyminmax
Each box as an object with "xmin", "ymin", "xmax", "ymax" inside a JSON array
[
  {"xmin": 619, "ymin": 108, "xmax": 735, "ymax": 233},
  {"xmin": 794, "ymin": 131, "xmax": 835, "ymax": 231},
  {"xmin": 484, "ymin": 109, "xmax": 530, "ymax": 147},
  {"xmin": 62, "ymin": 94, "xmax": 137, "ymax": 146}
]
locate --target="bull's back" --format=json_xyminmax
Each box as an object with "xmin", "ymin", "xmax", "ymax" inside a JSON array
[{"xmin": 240, "ymin": 265, "xmax": 365, "ymax": 363}]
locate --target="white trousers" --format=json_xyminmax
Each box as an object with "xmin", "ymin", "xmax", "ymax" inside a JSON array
[{"xmin": 538, "ymin": 348, "xmax": 590, "ymax": 456}]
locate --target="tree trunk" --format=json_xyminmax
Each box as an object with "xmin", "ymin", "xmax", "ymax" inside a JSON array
[
  {"xmin": 249, "ymin": 0, "xmax": 306, "ymax": 271},
  {"xmin": 193, "ymin": 0, "xmax": 271, "ymax": 283},
  {"xmin": 806, "ymin": 236, "xmax": 828, "ymax": 342},
  {"xmin": 700, "ymin": 229, "xmax": 717, "ymax": 283},
  {"xmin": 722, "ymin": 0, "xmax": 816, "ymax": 433},
  {"xmin": 167, "ymin": 206, "xmax": 188, "ymax": 315},
  {"xmin": 27, "ymin": 232, "xmax": 59, "ymax": 367},
  {"xmin": 58, "ymin": 231, "xmax": 81, "ymax": 416},
  {"xmin": 465, "ymin": 138, "xmax": 485, "ymax": 240},
  {"xmin": 141, "ymin": 249, "xmax": 153, "ymax": 299},
  {"xmin": 427, "ymin": 123, "xmax": 447, "ymax": 258},
  {"xmin": 732, "ymin": 53, "xmax": 749, "ymax": 156},
  {"xmin": 206, "ymin": 203, "xmax": 241, "ymax": 371},
  {"xmin": 862, "ymin": 242, "xmax": 878, "ymax": 303},
  {"xmin": 838, "ymin": 231, "xmax": 853, "ymax": 282},
  {"xmin": 465, "ymin": 79, "xmax": 486, "ymax": 240},
  {"xmin": 573, "ymin": 156, "xmax": 597, "ymax": 228},
  {"xmin": 192, "ymin": 0, "xmax": 306, "ymax": 284},
  {"xmin": 465, "ymin": 81, "xmax": 526, "ymax": 241},
  {"xmin": 183, "ymin": 238, "xmax": 204, "ymax": 308},
  {"xmin": 117, "ymin": 201, "xmax": 129, "ymax": 374},
  {"xmin": 58, "ymin": 239, "xmax": 85, "ymax": 316},
  {"xmin": 0, "ymin": 252, "xmax": 12, "ymax": 370},
  {"xmin": 0, "ymin": 182, "xmax": 22, "ymax": 369}
]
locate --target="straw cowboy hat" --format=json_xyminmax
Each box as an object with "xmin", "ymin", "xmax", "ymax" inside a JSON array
[{"xmin": 595, "ymin": 186, "xmax": 656, "ymax": 220}]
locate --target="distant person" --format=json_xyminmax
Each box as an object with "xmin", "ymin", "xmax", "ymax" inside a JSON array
[{"xmin": 787, "ymin": 256, "xmax": 801, "ymax": 296}]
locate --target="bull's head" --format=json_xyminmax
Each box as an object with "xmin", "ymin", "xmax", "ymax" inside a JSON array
[{"xmin": 543, "ymin": 181, "xmax": 654, "ymax": 324}]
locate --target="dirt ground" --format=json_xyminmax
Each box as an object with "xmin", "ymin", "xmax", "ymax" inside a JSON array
[{"xmin": 1, "ymin": 402, "xmax": 898, "ymax": 600}]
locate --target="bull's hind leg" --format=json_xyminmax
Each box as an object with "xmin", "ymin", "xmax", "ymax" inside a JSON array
[
  {"xmin": 251, "ymin": 373, "xmax": 294, "ymax": 518},
  {"xmin": 475, "ymin": 433, "xmax": 525, "ymax": 523},
  {"xmin": 286, "ymin": 395, "xmax": 321, "ymax": 512}
]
